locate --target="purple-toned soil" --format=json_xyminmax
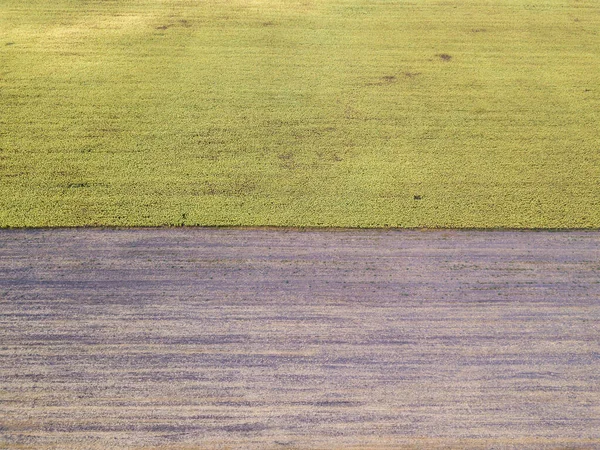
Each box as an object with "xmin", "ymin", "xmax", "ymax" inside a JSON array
[{"xmin": 0, "ymin": 229, "xmax": 599, "ymax": 449}]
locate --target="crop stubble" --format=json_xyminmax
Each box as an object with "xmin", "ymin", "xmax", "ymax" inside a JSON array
[{"xmin": 1, "ymin": 229, "xmax": 599, "ymax": 448}]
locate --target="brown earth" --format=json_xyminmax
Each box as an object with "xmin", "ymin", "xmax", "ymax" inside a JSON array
[{"xmin": 0, "ymin": 229, "xmax": 599, "ymax": 449}]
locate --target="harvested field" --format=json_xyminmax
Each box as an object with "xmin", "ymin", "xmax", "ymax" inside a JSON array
[{"xmin": 1, "ymin": 229, "xmax": 599, "ymax": 449}]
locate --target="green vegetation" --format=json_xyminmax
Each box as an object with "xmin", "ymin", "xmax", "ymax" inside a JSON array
[{"xmin": 1, "ymin": 0, "xmax": 599, "ymax": 228}]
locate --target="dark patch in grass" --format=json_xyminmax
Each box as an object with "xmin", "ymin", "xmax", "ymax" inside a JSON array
[
  {"xmin": 178, "ymin": 19, "xmax": 191, "ymax": 27},
  {"xmin": 262, "ymin": 21, "xmax": 275, "ymax": 26},
  {"xmin": 404, "ymin": 72, "xmax": 421, "ymax": 78},
  {"xmin": 438, "ymin": 53, "xmax": 452, "ymax": 61},
  {"xmin": 2, "ymin": 172, "xmax": 26, "ymax": 178},
  {"xmin": 278, "ymin": 152, "xmax": 297, "ymax": 169},
  {"xmin": 203, "ymin": 182, "xmax": 223, "ymax": 195},
  {"xmin": 316, "ymin": 150, "xmax": 342, "ymax": 163},
  {"xmin": 472, "ymin": 28, "xmax": 486, "ymax": 33},
  {"xmin": 67, "ymin": 182, "xmax": 89, "ymax": 189},
  {"xmin": 5, "ymin": 42, "xmax": 15, "ymax": 46},
  {"xmin": 203, "ymin": 180, "xmax": 256, "ymax": 196},
  {"xmin": 156, "ymin": 25, "xmax": 169, "ymax": 30},
  {"xmin": 344, "ymin": 105, "xmax": 359, "ymax": 119},
  {"xmin": 414, "ymin": 195, "xmax": 422, "ymax": 200},
  {"xmin": 365, "ymin": 75, "xmax": 399, "ymax": 87}
]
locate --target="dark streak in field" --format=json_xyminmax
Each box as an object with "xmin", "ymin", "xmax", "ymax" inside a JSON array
[{"xmin": 0, "ymin": 229, "xmax": 599, "ymax": 449}]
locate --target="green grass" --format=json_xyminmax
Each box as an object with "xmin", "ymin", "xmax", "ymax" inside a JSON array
[{"xmin": 1, "ymin": 0, "xmax": 599, "ymax": 228}]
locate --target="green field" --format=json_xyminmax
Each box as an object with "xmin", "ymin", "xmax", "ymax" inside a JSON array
[{"xmin": 1, "ymin": 0, "xmax": 599, "ymax": 228}]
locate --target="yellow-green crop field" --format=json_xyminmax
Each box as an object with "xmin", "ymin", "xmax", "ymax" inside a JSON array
[{"xmin": 1, "ymin": 0, "xmax": 599, "ymax": 228}]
